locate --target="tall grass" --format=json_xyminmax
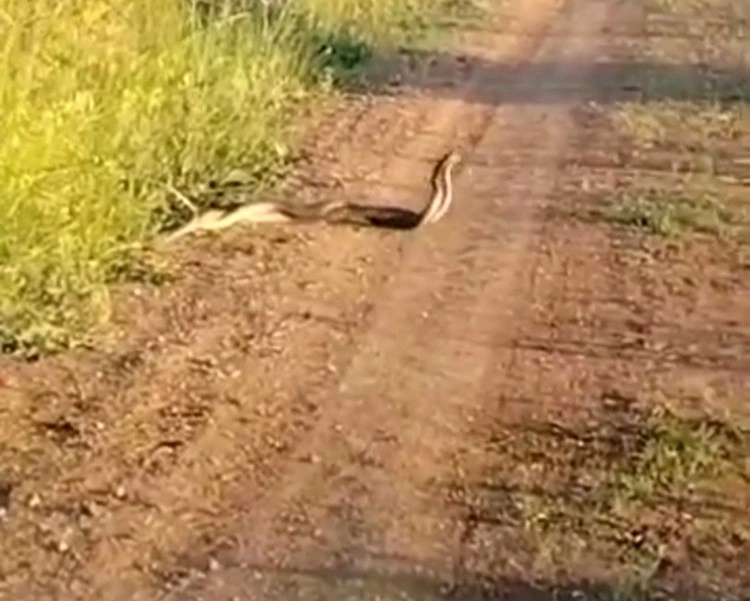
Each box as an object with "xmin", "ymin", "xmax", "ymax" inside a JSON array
[{"xmin": 0, "ymin": 0, "xmax": 433, "ymax": 355}]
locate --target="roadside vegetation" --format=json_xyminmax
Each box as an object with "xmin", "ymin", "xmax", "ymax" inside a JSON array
[
  {"xmin": 608, "ymin": 100, "xmax": 749, "ymax": 244},
  {"xmin": 0, "ymin": 0, "xmax": 444, "ymax": 356}
]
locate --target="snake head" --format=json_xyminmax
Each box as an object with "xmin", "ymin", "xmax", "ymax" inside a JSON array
[
  {"xmin": 432, "ymin": 150, "xmax": 461, "ymax": 181},
  {"xmin": 443, "ymin": 150, "xmax": 462, "ymax": 167}
]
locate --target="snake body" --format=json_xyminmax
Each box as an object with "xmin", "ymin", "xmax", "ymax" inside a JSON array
[{"xmin": 165, "ymin": 150, "xmax": 461, "ymax": 242}]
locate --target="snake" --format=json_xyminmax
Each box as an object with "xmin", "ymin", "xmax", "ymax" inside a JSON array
[{"xmin": 164, "ymin": 150, "xmax": 461, "ymax": 242}]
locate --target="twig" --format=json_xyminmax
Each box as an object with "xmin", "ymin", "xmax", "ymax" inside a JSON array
[{"xmin": 166, "ymin": 183, "xmax": 198, "ymax": 216}]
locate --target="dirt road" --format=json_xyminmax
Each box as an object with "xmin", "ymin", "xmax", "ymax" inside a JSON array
[{"xmin": 2, "ymin": 0, "xmax": 749, "ymax": 599}]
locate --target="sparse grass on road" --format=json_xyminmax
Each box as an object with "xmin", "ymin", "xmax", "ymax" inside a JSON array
[
  {"xmin": 615, "ymin": 101, "xmax": 745, "ymax": 153},
  {"xmin": 468, "ymin": 403, "xmax": 750, "ymax": 599},
  {"xmin": 601, "ymin": 32, "xmax": 750, "ymax": 253},
  {"xmin": 0, "ymin": 0, "xmax": 437, "ymax": 356},
  {"xmin": 601, "ymin": 191, "xmax": 744, "ymax": 240}
]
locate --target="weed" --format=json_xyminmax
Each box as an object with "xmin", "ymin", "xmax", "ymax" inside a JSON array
[
  {"xmin": 603, "ymin": 406, "xmax": 738, "ymax": 504},
  {"xmin": 615, "ymin": 102, "xmax": 741, "ymax": 151},
  {"xmin": 606, "ymin": 559, "xmax": 662, "ymax": 601},
  {"xmin": 601, "ymin": 192, "xmax": 736, "ymax": 238},
  {"xmin": 470, "ymin": 404, "xmax": 749, "ymax": 590}
]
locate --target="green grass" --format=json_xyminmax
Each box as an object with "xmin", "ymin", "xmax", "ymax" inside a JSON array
[
  {"xmin": 602, "ymin": 405, "xmax": 739, "ymax": 504},
  {"xmin": 469, "ymin": 403, "xmax": 750, "ymax": 595},
  {"xmin": 0, "ymin": 0, "xmax": 443, "ymax": 356},
  {"xmin": 495, "ymin": 405, "xmax": 746, "ymax": 524},
  {"xmin": 614, "ymin": 101, "xmax": 744, "ymax": 152},
  {"xmin": 601, "ymin": 192, "xmax": 736, "ymax": 238}
]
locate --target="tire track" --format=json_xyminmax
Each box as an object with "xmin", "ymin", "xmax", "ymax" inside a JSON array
[{"xmin": 157, "ymin": 1, "xmax": 619, "ymax": 600}]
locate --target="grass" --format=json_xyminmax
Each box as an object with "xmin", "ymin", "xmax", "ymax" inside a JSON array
[
  {"xmin": 650, "ymin": 0, "xmax": 748, "ymax": 19},
  {"xmin": 606, "ymin": 0, "xmax": 750, "ymax": 252},
  {"xmin": 597, "ymin": 95, "xmax": 750, "ymax": 242},
  {"xmin": 600, "ymin": 192, "xmax": 738, "ymax": 238},
  {"xmin": 608, "ymin": 84, "xmax": 749, "ymax": 255},
  {"xmin": 602, "ymin": 405, "xmax": 739, "ymax": 503},
  {"xmin": 466, "ymin": 403, "xmax": 750, "ymax": 596},
  {"xmin": 503, "ymin": 405, "xmax": 745, "ymax": 521},
  {"xmin": 0, "ymin": 0, "xmax": 447, "ymax": 356},
  {"xmin": 615, "ymin": 101, "xmax": 744, "ymax": 153}
]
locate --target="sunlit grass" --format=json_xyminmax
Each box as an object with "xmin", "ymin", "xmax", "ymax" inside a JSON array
[{"xmin": 0, "ymin": 0, "xmax": 436, "ymax": 355}]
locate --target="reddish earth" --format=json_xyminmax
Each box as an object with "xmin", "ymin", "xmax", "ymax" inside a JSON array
[{"xmin": 1, "ymin": 0, "xmax": 749, "ymax": 600}]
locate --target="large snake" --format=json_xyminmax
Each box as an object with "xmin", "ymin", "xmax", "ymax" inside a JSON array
[{"xmin": 165, "ymin": 150, "xmax": 461, "ymax": 242}]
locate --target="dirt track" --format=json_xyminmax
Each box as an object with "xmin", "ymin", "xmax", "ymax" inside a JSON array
[{"xmin": 2, "ymin": 0, "xmax": 749, "ymax": 599}]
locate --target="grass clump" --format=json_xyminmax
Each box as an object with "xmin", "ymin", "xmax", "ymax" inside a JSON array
[
  {"xmin": 492, "ymin": 405, "xmax": 744, "ymax": 521},
  {"xmin": 601, "ymin": 192, "xmax": 740, "ymax": 238},
  {"xmin": 614, "ymin": 101, "xmax": 742, "ymax": 151},
  {"xmin": 468, "ymin": 403, "xmax": 750, "ymax": 590},
  {"xmin": 0, "ymin": 0, "xmax": 438, "ymax": 356},
  {"xmin": 603, "ymin": 405, "xmax": 740, "ymax": 503}
]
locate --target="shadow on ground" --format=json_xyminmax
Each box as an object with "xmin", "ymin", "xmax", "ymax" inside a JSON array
[
  {"xmin": 381, "ymin": 48, "xmax": 750, "ymax": 106},
  {"xmin": 155, "ymin": 385, "xmax": 749, "ymax": 601},
  {"xmin": 160, "ymin": 558, "xmax": 715, "ymax": 601}
]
